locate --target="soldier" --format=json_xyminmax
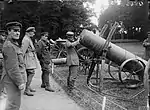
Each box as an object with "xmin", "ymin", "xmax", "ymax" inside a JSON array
[
  {"xmin": 0, "ymin": 30, "xmax": 7, "ymax": 79},
  {"xmin": 2, "ymin": 21, "xmax": 26, "ymax": 110},
  {"xmin": 65, "ymin": 31, "xmax": 80, "ymax": 91},
  {"xmin": 0, "ymin": 30, "xmax": 7, "ymax": 52},
  {"xmin": 36, "ymin": 32, "xmax": 54, "ymax": 92},
  {"xmin": 0, "ymin": 30, "xmax": 7, "ymax": 97},
  {"xmin": 22, "ymin": 27, "xmax": 37, "ymax": 96},
  {"xmin": 143, "ymin": 32, "xmax": 150, "ymax": 61}
]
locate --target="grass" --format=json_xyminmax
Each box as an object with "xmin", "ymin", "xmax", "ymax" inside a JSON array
[
  {"xmin": 52, "ymin": 65, "xmax": 146, "ymax": 110},
  {"xmin": 51, "ymin": 42, "xmax": 147, "ymax": 110}
]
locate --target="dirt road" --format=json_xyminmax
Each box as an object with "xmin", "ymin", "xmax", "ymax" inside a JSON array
[{"xmin": 0, "ymin": 61, "xmax": 84, "ymax": 110}]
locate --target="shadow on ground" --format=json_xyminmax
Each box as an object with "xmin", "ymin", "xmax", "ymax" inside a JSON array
[
  {"xmin": 51, "ymin": 65, "xmax": 147, "ymax": 110},
  {"xmin": 51, "ymin": 42, "xmax": 147, "ymax": 110}
]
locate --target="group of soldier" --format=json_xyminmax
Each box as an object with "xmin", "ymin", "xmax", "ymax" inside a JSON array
[
  {"xmin": 0, "ymin": 20, "xmax": 150, "ymax": 110},
  {"xmin": 0, "ymin": 21, "xmax": 80, "ymax": 110}
]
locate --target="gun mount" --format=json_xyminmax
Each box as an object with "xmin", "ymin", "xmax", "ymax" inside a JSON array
[{"xmin": 79, "ymin": 29, "xmax": 147, "ymax": 94}]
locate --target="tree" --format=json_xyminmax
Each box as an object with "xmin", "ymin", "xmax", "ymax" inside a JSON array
[
  {"xmin": 2, "ymin": 1, "xmax": 94, "ymax": 40},
  {"xmin": 98, "ymin": 0, "xmax": 148, "ymax": 40}
]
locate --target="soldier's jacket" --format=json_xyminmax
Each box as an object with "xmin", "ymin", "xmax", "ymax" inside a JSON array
[
  {"xmin": 0, "ymin": 38, "xmax": 4, "ymax": 53},
  {"xmin": 2, "ymin": 38, "xmax": 26, "ymax": 87},
  {"xmin": 143, "ymin": 38, "xmax": 150, "ymax": 60},
  {"xmin": 36, "ymin": 37, "xmax": 51, "ymax": 64},
  {"xmin": 22, "ymin": 35, "xmax": 37, "ymax": 69},
  {"xmin": 0, "ymin": 39, "xmax": 5, "ymax": 76},
  {"xmin": 65, "ymin": 40, "xmax": 79, "ymax": 66}
]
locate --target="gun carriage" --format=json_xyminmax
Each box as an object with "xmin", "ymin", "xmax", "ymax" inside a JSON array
[{"xmin": 50, "ymin": 22, "xmax": 148, "ymax": 101}]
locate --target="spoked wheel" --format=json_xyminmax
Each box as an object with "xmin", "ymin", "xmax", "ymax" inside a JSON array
[
  {"xmin": 108, "ymin": 61, "xmax": 120, "ymax": 81},
  {"xmin": 51, "ymin": 43, "xmax": 67, "ymax": 58},
  {"xmin": 77, "ymin": 47, "xmax": 94, "ymax": 75},
  {"xmin": 119, "ymin": 58, "xmax": 145, "ymax": 84}
]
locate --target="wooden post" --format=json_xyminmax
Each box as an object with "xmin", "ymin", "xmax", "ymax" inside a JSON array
[
  {"xmin": 144, "ymin": 59, "xmax": 150, "ymax": 110},
  {"xmin": 102, "ymin": 96, "xmax": 106, "ymax": 110}
]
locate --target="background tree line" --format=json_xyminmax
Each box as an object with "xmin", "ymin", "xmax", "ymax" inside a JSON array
[
  {"xmin": 1, "ymin": 0, "xmax": 95, "ymax": 40},
  {"xmin": 0, "ymin": 0, "xmax": 149, "ymax": 41},
  {"xmin": 98, "ymin": 0, "xmax": 148, "ymax": 41}
]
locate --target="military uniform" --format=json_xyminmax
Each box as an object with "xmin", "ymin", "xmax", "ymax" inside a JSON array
[
  {"xmin": 22, "ymin": 27, "xmax": 37, "ymax": 96},
  {"xmin": 65, "ymin": 31, "xmax": 80, "ymax": 90},
  {"xmin": 0, "ymin": 30, "xmax": 7, "ymax": 96},
  {"xmin": 36, "ymin": 32, "xmax": 54, "ymax": 92},
  {"xmin": 0, "ymin": 30, "xmax": 7, "ymax": 79},
  {"xmin": 2, "ymin": 22, "xmax": 26, "ymax": 110},
  {"xmin": 143, "ymin": 38, "xmax": 150, "ymax": 60}
]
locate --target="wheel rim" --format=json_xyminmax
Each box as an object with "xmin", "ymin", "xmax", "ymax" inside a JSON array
[
  {"xmin": 51, "ymin": 43, "xmax": 67, "ymax": 58},
  {"xmin": 119, "ymin": 58, "xmax": 145, "ymax": 84},
  {"xmin": 77, "ymin": 47, "xmax": 94, "ymax": 74},
  {"xmin": 108, "ymin": 61, "xmax": 120, "ymax": 81}
]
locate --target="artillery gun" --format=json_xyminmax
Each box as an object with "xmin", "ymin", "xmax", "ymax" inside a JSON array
[
  {"xmin": 50, "ymin": 22, "xmax": 148, "ymax": 103},
  {"xmin": 51, "ymin": 23, "xmax": 147, "ymax": 88}
]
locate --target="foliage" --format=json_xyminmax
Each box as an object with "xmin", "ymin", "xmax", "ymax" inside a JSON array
[
  {"xmin": 98, "ymin": 0, "xmax": 148, "ymax": 40},
  {"xmin": 1, "ymin": 1, "xmax": 94, "ymax": 40}
]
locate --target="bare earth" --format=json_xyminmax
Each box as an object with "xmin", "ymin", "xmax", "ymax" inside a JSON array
[{"xmin": 0, "ymin": 41, "xmax": 147, "ymax": 110}]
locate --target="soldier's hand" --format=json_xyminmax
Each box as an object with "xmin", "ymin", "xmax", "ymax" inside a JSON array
[
  {"xmin": 18, "ymin": 83, "xmax": 25, "ymax": 91},
  {"xmin": 144, "ymin": 43, "xmax": 150, "ymax": 47},
  {"xmin": 76, "ymin": 37, "xmax": 80, "ymax": 44}
]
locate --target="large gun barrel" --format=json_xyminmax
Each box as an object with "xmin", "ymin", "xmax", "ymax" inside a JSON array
[{"xmin": 79, "ymin": 29, "xmax": 147, "ymax": 66}]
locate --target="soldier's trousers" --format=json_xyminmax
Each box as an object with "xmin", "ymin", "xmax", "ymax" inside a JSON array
[
  {"xmin": 41, "ymin": 69, "xmax": 50, "ymax": 87},
  {"xmin": 40, "ymin": 62, "xmax": 50, "ymax": 87},
  {"xmin": 0, "ymin": 59, "xmax": 4, "ymax": 95},
  {"xmin": 67, "ymin": 65, "xmax": 79, "ymax": 87},
  {"xmin": 0, "ymin": 75, "xmax": 4, "ymax": 96},
  {"xmin": 3, "ymin": 75, "xmax": 21, "ymax": 110},
  {"xmin": 25, "ymin": 69, "xmax": 35, "ymax": 91}
]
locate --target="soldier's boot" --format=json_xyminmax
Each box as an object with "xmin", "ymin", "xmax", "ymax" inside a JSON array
[
  {"xmin": 24, "ymin": 87, "xmax": 34, "ymax": 96},
  {"xmin": 70, "ymin": 80, "xmax": 75, "ymax": 90},
  {"xmin": 67, "ymin": 78, "xmax": 72, "ymax": 90},
  {"xmin": 67, "ymin": 80, "xmax": 75, "ymax": 91},
  {"xmin": 44, "ymin": 73, "xmax": 55, "ymax": 92},
  {"xmin": 24, "ymin": 74, "xmax": 34, "ymax": 96},
  {"xmin": 41, "ymin": 73, "xmax": 46, "ymax": 88},
  {"xmin": 45, "ymin": 84, "xmax": 55, "ymax": 92},
  {"xmin": 41, "ymin": 84, "xmax": 46, "ymax": 88},
  {"xmin": 0, "ymin": 88, "xmax": 3, "ymax": 99},
  {"xmin": 29, "ymin": 86, "xmax": 36, "ymax": 92},
  {"xmin": 67, "ymin": 78, "xmax": 70, "ymax": 87},
  {"xmin": 0, "ymin": 82, "xmax": 3, "ymax": 97}
]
